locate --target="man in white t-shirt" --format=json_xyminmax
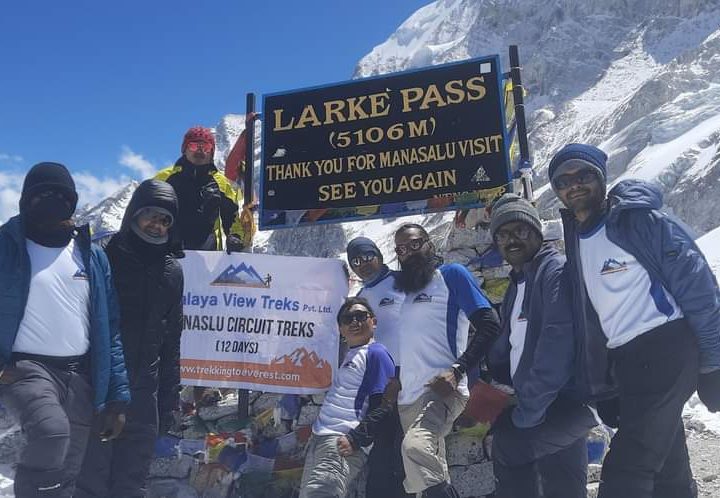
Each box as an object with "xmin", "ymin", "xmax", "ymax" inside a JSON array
[
  {"xmin": 346, "ymin": 237, "xmax": 410, "ymax": 498},
  {"xmin": 551, "ymin": 144, "xmax": 720, "ymax": 498},
  {"xmin": 0, "ymin": 163, "xmax": 130, "ymax": 497},
  {"xmin": 391, "ymin": 223, "xmax": 500, "ymax": 498},
  {"xmin": 299, "ymin": 297, "xmax": 395, "ymax": 498},
  {"xmin": 487, "ymin": 194, "xmax": 596, "ymax": 498}
]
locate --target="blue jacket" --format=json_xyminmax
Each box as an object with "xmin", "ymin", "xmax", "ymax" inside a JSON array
[
  {"xmin": 0, "ymin": 216, "xmax": 131, "ymax": 411},
  {"xmin": 563, "ymin": 180, "xmax": 720, "ymax": 400},
  {"xmin": 488, "ymin": 244, "xmax": 579, "ymax": 428}
]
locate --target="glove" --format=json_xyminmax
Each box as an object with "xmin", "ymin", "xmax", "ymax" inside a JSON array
[
  {"xmin": 226, "ymin": 234, "xmax": 245, "ymax": 253},
  {"xmin": 698, "ymin": 369, "xmax": 720, "ymax": 412},
  {"xmin": 98, "ymin": 403, "xmax": 126, "ymax": 441},
  {"xmin": 596, "ymin": 397, "xmax": 620, "ymax": 428},
  {"xmin": 199, "ymin": 183, "xmax": 222, "ymax": 219}
]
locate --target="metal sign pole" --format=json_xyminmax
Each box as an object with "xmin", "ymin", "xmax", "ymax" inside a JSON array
[{"xmin": 509, "ymin": 45, "xmax": 534, "ymax": 201}]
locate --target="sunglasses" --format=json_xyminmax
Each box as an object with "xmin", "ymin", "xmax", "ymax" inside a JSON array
[
  {"xmin": 395, "ymin": 238, "xmax": 428, "ymax": 256},
  {"xmin": 137, "ymin": 208, "xmax": 174, "ymax": 228},
  {"xmin": 186, "ymin": 141, "xmax": 213, "ymax": 154},
  {"xmin": 552, "ymin": 169, "xmax": 598, "ymax": 190},
  {"xmin": 350, "ymin": 253, "xmax": 377, "ymax": 268},
  {"xmin": 494, "ymin": 225, "xmax": 533, "ymax": 245},
  {"xmin": 339, "ymin": 310, "xmax": 371, "ymax": 326}
]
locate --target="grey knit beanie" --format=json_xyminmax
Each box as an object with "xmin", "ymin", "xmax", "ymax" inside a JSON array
[{"xmin": 490, "ymin": 194, "xmax": 542, "ymax": 238}]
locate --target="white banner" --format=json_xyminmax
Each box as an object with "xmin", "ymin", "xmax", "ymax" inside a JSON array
[{"xmin": 179, "ymin": 251, "xmax": 348, "ymax": 394}]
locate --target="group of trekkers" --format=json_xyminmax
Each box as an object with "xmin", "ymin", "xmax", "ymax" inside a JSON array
[
  {"xmin": 0, "ymin": 132, "xmax": 718, "ymax": 498},
  {"xmin": 298, "ymin": 144, "xmax": 720, "ymax": 498}
]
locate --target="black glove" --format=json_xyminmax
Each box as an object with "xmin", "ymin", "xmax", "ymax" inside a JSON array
[
  {"xmin": 199, "ymin": 183, "xmax": 222, "ymax": 219},
  {"xmin": 226, "ymin": 234, "xmax": 245, "ymax": 253},
  {"xmin": 596, "ymin": 397, "xmax": 620, "ymax": 428},
  {"xmin": 698, "ymin": 369, "xmax": 720, "ymax": 413}
]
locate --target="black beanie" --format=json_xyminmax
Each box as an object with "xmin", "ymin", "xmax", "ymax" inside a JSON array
[
  {"xmin": 346, "ymin": 237, "xmax": 382, "ymax": 263},
  {"xmin": 20, "ymin": 162, "xmax": 78, "ymax": 213}
]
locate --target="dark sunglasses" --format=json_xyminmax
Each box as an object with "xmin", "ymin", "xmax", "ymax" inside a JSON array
[
  {"xmin": 395, "ymin": 238, "xmax": 428, "ymax": 256},
  {"xmin": 552, "ymin": 169, "xmax": 599, "ymax": 190},
  {"xmin": 339, "ymin": 310, "xmax": 371, "ymax": 326},
  {"xmin": 494, "ymin": 225, "xmax": 533, "ymax": 244},
  {"xmin": 350, "ymin": 253, "xmax": 377, "ymax": 268},
  {"xmin": 186, "ymin": 141, "xmax": 213, "ymax": 154}
]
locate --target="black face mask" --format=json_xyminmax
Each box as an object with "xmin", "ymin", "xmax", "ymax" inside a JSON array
[
  {"xmin": 22, "ymin": 196, "xmax": 75, "ymax": 247},
  {"xmin": 126, "ymin": 229, "xmax": 168, "ymax": 262}
]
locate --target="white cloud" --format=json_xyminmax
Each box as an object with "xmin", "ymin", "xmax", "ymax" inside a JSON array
[
  {"xmin": 119, "ymin": 146, "xmax": 156, "ymax": 179},
  {"xmin": 0, "ymin": 153, "xmax": 23, "ymax": 165},
  {"xmin": 0, "ymin": 171, "xmax": 24, "ymax": 223}
]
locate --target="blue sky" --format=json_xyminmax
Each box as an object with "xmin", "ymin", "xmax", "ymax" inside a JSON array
[{"xmin": 0, "ymin": 0, "xmax": 429, "ymax": 220}]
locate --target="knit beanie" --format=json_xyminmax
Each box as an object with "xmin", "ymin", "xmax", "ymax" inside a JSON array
[
  {"xmin": 548, "ymin": 144, "xmax": 608, "ymax": 187},
  {"xmin": 490, "ymin": 193, "xmax": 542, "ymax": 238},
  {"xmin": 181, "ymin": 126, "xmax": 215, "ymax": 153},
  {"xmin": 346, "ymin": 237, "xmax": 382, "ymax": 263},
  {"xmin": 20, "ymin": 162, "xmax": 78, "ymax": 213}
]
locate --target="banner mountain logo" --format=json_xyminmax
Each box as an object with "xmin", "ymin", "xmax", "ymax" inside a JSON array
[{"xmin": 211, "ymin": 262, "xmax": 272, "ymax": 288}]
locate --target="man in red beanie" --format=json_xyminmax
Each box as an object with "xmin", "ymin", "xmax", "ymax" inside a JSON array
[{"xmin": 155, "ymin": 126, "xmax": 249, "ymax": 252}]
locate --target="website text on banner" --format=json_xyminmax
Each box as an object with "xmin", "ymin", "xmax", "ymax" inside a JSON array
[
  {"xmin": 179, "ymin": 251, "xmax": 349, "ymax": 394},
  {"xmin": 260, "ymin": 55, "xmax": 512, "ymax": 229}
]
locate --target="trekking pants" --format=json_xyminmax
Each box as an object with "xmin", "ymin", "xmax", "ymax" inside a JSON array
[
  {"xmin": 75, "ymin": 372, "xmax": 158, "ymax": 498},
  {"xmin": 598, "ymin": 319, "xmax": 699, "ymax": 498},
  {"xmin": 299, "ymin": 433, "xmax": 367, "ymax": 498},
  {"xmin": 492, "ymin": 398, "xmax": 596, "ymax": 498},
  {"xmin": 398, "ymin": 389, "xmax": 468, "ymax": 494},
  {"xmin": 1, "ymin": 358, "xmax": 93, "ymax": 498}
]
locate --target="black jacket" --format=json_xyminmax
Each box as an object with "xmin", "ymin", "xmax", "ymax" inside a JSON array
[
  {"xmin": 105, "ymin": 180, "xmax": 184, "ymax": 417},
  {"xmin": 155, "ymin": 157, "xmax": 246, "ymax": 250},
  {"xmin": 488, "ymin": 244, "xmax": 579, "ymax": 428}
]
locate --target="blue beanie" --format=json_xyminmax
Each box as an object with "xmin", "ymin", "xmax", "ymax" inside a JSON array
[{"xmin": 548, "ymin": 144, "xmax": 608, "ymax": 187}]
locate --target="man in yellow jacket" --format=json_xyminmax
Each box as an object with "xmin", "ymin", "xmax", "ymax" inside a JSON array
[{"xmin": 155, "ymin": 126, "xmax": 251, "ymax": 252}]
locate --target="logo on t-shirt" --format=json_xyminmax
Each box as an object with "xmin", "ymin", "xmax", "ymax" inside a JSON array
[
  {"xmin": 378, "ymin": 297, "xmax": 395, "ymax": 307},
  {"xmin": 413, "ymin": 293, "xmax": 433, "ymax": 303},
  {"xmin": 600, "ymin": 258, "xmax": 628, "ymax": 275},
  {"xmin": 517, "ymin": 310, "xmax": 528, "ymax": 322},
  {"xmin": 72, "ymin": 269, "xmax": 89, "ymax": 280}
]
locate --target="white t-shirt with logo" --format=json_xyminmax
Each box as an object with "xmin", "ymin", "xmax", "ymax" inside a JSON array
[
  {"xmin": 357, "ymin": 271, "xmax": 404, "ymax": 364},
  {"xmin": 578, "ymin": 222, "xmax": 683, "ymax": 349},
  {"xmin": 13, "ymin": 238, "xmax": 91, "ymax": 356},
  {"xmin": 509, "ymin": 280, "xmax": 528, "ymax": 379},
  {"xmin": 313, "ymin": 341, "xmax": 394, "ymax": 436},
  {"xmin": 396, "ymin": 264, "xmax": 491, "ymax": 405}
]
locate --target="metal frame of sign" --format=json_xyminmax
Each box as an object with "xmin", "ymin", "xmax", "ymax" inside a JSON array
[{"xmin": 258, "ymin": 54, "xmax": 514, "ymax": 230}]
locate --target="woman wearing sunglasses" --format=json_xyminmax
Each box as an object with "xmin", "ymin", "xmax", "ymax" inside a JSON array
[{"xmin": 299, "ymin": 297, "xmax": 396, "ymax": 498}]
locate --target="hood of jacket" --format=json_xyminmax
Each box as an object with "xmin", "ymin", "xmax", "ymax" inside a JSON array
[
  {"xmin": 607, "ymin": 179, "xmax": 663, "ymax": 214},
  {"xmin": 121, "ymin": 179, "xmax": 178, "ymax": 232}
]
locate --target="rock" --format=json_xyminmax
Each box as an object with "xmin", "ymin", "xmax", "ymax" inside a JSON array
[
  {"xmin": 449, "ymin": 461, "xmax": 495, "ymax": 497},
  {"xmin": 702, "ymin": 474, "xmax": 718, "ymax": 483},
  {"xmin": 0, "ymin": 426, "xmax": 24, "ymax": 465},
  {"xmin": 685, "ymin": 418, "xmax": 707, "ymax": 433},
  {"xmin": 149, "ymin": 455, "xmax": 196, "ymax": 479},
  {"xmin": 295, "ymin": 405, "xmax": 321, "ymax": 427},
  {"xmin": 587, "ymin": 463, "xmax": 602, "ymax": 483},
  {"xmin": 146, "ymin": 478, "xmax": 200, "ymax": 498},
  {"xmin": 587, "ymin": 482, "xmax": 599, "ymax": 498},
  {"xmin": 198, "ymin": 403, "xmax": 239, "ymax": 422},
  {"xmin": 250, "ymin": 393, "xmax": 283, "ymax": 416},
  {"xmin": 446, "ymin": 432, "xmax": 487, "ymax": 466}
]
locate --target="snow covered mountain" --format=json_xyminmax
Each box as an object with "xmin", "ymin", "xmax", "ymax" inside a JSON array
[{"xmin": 357, "ymin": 0, "xmax": 720, "ymax": 234}]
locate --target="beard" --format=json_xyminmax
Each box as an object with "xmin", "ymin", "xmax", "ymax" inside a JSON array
[{"xmin": 394, "ymin": 252, "xmax": 437, "ymax": 293}]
